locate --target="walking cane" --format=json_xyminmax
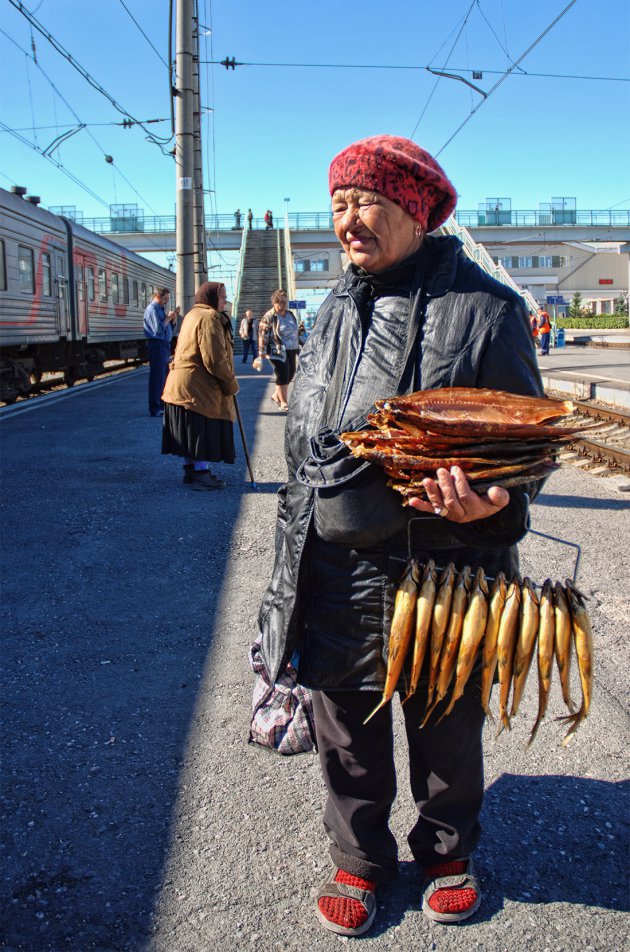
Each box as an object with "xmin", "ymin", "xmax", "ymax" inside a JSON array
[{"xmin": 233, "ymin": 395, "xmax": 257, "ymax": 488}]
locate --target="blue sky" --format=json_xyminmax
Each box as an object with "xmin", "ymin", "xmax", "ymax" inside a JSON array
[{"xmin": 2, "ymin": 0, "xmax": 629, "ymax": 285}]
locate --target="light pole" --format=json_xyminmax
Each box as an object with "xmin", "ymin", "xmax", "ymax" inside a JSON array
[{"xmin": 284, "ymin": 196, "xmax": 291, "ymax": 229}]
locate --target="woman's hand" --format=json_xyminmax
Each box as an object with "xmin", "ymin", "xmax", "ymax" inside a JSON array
[{"xmin": 408, "ymin": 466, "xmax": 510, "ymax": 523}]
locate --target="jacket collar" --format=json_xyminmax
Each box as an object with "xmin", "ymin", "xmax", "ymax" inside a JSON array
[{"xmin": 332, "ymin": 234, "xmax": 462, "ymax": 300}]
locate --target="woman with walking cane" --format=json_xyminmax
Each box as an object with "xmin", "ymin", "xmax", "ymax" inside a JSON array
[{"xmin": 161, "ymin": 282, "xmax": 239, "ymax": 491}]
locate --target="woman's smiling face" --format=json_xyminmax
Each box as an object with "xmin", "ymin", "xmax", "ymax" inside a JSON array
[{"xmin": 331, "ymin": 188, "xmax": 422, "ymax": 273}]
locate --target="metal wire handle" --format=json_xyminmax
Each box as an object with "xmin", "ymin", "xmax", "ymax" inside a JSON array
[{"xmin": 401, "ymin": 518, "xmax": 582, "ymax": 586}]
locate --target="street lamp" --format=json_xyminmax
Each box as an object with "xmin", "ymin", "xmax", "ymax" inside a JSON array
[{"xmin": 284, "ymin": 197, "xmax": 291, "ymax": 228}]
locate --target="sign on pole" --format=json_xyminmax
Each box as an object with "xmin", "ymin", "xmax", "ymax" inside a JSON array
[{"xmin": 289, "ymin": 300, "xmax": 307, "ymax": 309}]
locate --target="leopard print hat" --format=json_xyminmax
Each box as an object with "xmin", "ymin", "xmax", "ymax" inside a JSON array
[{"xmin": 328, "ymin": 134, "xmax": 457, "ymax": 233}]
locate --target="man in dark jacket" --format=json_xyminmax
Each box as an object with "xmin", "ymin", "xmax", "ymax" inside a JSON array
[{"xmin": 256, "ymin": 135, "xmax": 545, "ymax": 937}]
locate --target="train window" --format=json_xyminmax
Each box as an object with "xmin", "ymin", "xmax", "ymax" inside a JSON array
[
  {"xmin": 41, "ymin": 253, "xmax": 52, "ymax": 296},
  {"xmin": 98, "ymin": 268, "xmax": 107, "ymax": 302},
  {"xmin": 141, "ymin": 283, "xmax": 147, "ymax": 307},
  {"xmin": 132, "ymin": 280, "xmax": 138, "ymax": 307},
  {"xmin": 87, "ymin": 267, "xmax": 95, "ymax": 301},
  {"xmin": 111, "ymin": 271, "xmax": 119, "ymax": 304},
  {"xmin": 0, "ymin": 239, "xmax": 6, "ymax": 291},
  {"xmin": 18, "ymin": 245, "xmax": 35, "ymax": 293},
  {"xmin": 76, "ymin": 262, "xmax": 84, "ymax": 301},
  {"xmin": 123, "ymin": 276, "xmax": 130, "ymax": 305}
]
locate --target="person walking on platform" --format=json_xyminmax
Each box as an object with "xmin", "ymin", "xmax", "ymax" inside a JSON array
[
  {"xmin": 264, "ymin": 209, "xmax": 273, "ymax": 230},
  {"xmin": 258, "ymin": 290, "xmax": 299, "ymax": 410},
  {"xmin": 234, "ymin": 209, "xmax": 242, "ymax": 229},
  {"xmin": 239, "ymin": 309, "xmax": 259, "ymax": 364},
  {"xmin": 161, "ymin": 282, "xmax": 239, "ymax": 491},
  {"xmin": 255, "ymin": 134, "xmax": 545, "ymax": 937},
  {"xmin": 143, "ymin": 287, "xmax": 178, "ymax": 417},
  {"xmin": 537, "ymin": 307, "xmax": 551, "ymax": 356},
  {"xmin": 247, "ymin": 208, "xmax": 253, "ymax": 229}
]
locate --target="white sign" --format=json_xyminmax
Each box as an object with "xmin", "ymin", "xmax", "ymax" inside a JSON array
[{"xmin": 177, "ymin": 177, "xmax": 193, "ymax": 190}]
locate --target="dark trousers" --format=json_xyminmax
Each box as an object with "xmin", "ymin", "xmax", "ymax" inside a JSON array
[
  {"xmin": 146, "ymin": 339, "xmax": 171, "ymax": 415},
  {"xmin": 312, "ymin": 677, "xmax": 485, "ymax": 884},
  {"xmin": 539, "ymin": 331, "xmax": 550, "ymax": 355},
  {"xmin": 242, "ymin": 338, "xmax": 258, "ymax": 363}
]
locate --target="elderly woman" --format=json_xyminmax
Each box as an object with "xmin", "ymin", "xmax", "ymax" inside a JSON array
[
  {"xmin": 161, "ymin": 281, "xmax": 238, "ymax": 491},
  {"xmin": 256, "ymin": 135, "xmax": 544, "ymax": 936},
  {"xmin": 258, "ymin": 289, "xmax": 299, "ymax": 411}
]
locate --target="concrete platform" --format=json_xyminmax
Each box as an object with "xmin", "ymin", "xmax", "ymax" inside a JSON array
[{"xmin": 1, "ymin": 364, "xmax": 629, "ymax": 951}]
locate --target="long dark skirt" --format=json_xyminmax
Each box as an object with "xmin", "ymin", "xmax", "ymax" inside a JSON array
[{"xmin": 161, "ymin": 403, "xmax": 235, "ymax": 463}]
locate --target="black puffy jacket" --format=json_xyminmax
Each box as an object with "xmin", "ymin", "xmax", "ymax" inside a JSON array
[{"xmin": 258, "ymin": 236, "xmax": 544, "ymax": 686}]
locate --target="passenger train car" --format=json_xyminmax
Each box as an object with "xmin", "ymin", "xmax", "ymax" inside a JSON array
[{"xmin": 0, "ymin": 186, "xmax": 174, "ymax": 402}]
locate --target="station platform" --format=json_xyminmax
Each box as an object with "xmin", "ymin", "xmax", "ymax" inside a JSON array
[
  {"xmin": 1, "ymin": 363, "xmax": 628, "ymax": 951},
  {"xmin": 535, "ymin": 338, "xmax": 630, "ymax": 408}
]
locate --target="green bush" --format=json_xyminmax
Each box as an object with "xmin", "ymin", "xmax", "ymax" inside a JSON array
[{"xmin": 556, "ymin": 316, "xmax": 629, "ymax": 329}]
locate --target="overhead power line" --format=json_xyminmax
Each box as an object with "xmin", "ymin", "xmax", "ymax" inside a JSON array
[
  {"xmin": 0, "ymin": 120, "xmax": 111, "ymax": 209},
  {"xmin": 197, "ymin": 57, "xmax": 628, "ymax": 84},
  {"xmin": 117, "ymin": 0, "xmax": 169, "ymax": 68},
  {"xmin": 435, "ymin": 0, "xmax": 582, "ymax": 156},
  {"xmin": 7, "ymin": 0, "xmax": 174, "ymax": 153}
]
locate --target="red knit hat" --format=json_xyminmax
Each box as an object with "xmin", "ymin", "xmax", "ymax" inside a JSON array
[{"xmin": 328, "ymin": 135, "xmax": 457, "ymax": 233}]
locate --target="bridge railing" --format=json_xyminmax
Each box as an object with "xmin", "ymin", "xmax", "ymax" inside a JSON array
[
  {"xmin": 78, "ymin": 208, "xmax": 630, "ymax": 235},
  {"xmin": 440, "ymin": 216, "xmax": 540, "ymax": 316}
]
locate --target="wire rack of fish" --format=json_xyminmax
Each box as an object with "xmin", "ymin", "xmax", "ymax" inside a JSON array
[
  {"xmin": 340, "ymin": 387, "xmax": 601, "ymax": 501},
  {"xmin": 367, "ymin": 558, "xmax": 593, "ymax": 748}
]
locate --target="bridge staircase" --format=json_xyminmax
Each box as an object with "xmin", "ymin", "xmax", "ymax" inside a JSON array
[
  {"xmin": 438, "ymin": 217, "xmax": 539, "ymax": 316},
  {"xmin": 232, "ymin": 229, "xmax": 287, "ymax": 354}
]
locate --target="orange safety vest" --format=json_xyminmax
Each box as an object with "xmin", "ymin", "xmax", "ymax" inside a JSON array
[
  {"xmin": 537, "ymin": 311, "xmax": 551, "ymax": 334},
  {"xmin": 530, "ymin": 316, "xmax": 539, "ymax": 338}
]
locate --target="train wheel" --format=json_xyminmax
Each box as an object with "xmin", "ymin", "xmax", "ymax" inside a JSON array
[{"xmin": 64, "ymin": 368, "xmax": 78, "ymax": 388}]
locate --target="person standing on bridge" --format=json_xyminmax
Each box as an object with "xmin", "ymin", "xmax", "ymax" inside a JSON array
[
  {"xmin": 247, "ymin": 208, "xmax": 253, "ymax": 229},
  {"xmin": 161, "ymin": 282, "xmax": 238, "ymax": 490},
  {"xmin": 143, "ymin": 287, "xmax": 178, "ymax": 417},
  {"xmin": 255, "ymin": 134, "xmax": 544, "ymax": 936}
]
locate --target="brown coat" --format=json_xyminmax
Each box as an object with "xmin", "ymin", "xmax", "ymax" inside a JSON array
[{"xmin": 162, "ymin": 304, "xmax": 239, "ymax": 421}]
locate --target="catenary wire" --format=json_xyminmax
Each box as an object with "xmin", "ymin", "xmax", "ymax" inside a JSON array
[
  {"xmin": 7, "ymin": 0, "xmax": 174, "ymax": 153},
  {"xmin": 436, "ymin": 0, "xmax": 581, "ymax": 156},
  {"xmin": 1, "ymin": 29, "xmax": 164, "ymax": 220},
  {"xmin": 0, "ymin": 121, "xmax": 111, "ymax": 209},
  {"xmin": 410, "ymin": 0, "xmax": 477, "ymax": 139},
  {"xmin": 117, "ymin": 0, "xmax": 169, "ymax": 69},
  {"xmin": 197, "ymin": 59, "xmax": 628, "ymax": 83}
]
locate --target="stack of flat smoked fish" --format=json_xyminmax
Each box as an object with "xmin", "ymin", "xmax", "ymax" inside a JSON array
[
  {"xmin": 340, "ymin": 387, "xmax": 594, "ymax": 501},
  {"xmin": 366, "ymin": 560, "xmax": 593, "ymax": 747}
]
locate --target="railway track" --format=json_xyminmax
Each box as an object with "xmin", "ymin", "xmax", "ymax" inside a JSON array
[
  {"xmin": 557, "ymin": 399, "xmax": 630, "ymax": 478},
  {"xmin": 0, "ymin": 359, "xmax": 146, "ymax": 407}
]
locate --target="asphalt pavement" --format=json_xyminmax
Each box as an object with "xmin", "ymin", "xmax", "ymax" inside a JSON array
[{"xmin": 1, "ymin": 362, "xmax": 628, "ymax": 952}]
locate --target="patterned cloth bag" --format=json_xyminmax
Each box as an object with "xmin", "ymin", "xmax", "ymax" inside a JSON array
[{"xmin": 248, "ymin": 639, "xmax": 316, "ymax": 755}]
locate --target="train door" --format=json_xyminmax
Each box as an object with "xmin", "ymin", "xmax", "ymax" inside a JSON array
[
  {"xmin": 74, "ymin": 252, "xmax": 88, "ymax": 336},
  {"xmin": 54, "ymin": 252, "xmax": 71, "ymax": 338}
]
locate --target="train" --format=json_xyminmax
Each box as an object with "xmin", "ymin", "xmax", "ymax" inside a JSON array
[{"xmin": 0, "ymin": 186, "xmax": 175, "ymax": 402}]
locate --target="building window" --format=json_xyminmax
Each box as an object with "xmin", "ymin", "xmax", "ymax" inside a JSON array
[
  {"xmin": 294, "ymin": 256, "xmax": 329, "ymax": 273},
  {"xmin": 518, "ymin": 256, "xmax": 533, "ymax": 269},
  {"xmin": 111, "ymin": 271, "xmax": 119, "ymax": 304},
  {"xmin": 132, "ymin": 280, "xmax": 138, "ymax": 307},
  {"xmin": 18, "ymin": 245, "xmax": 35, "ymax": 293},
  {"xmin": 87, "ymin": 267, "xmax": 95, "ymax": 301},
  {"xmin": 41, "ymin": 252, "xmax": 52, "ymax": 296},
  {"xmin": 98, "ymin": 268, "xmax": 107, "ymax": 302},
  {"xmin": 0, "ymin": 239, "xmax": 6, "ymax": 290},
  {"xmin": 123, "ymin": 276, "xmax": 129, "ymax": 305}
]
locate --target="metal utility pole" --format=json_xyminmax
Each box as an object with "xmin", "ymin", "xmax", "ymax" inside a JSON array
[
  {"xmin": 175, "ymin": 0, "xmax": 195, "ymax": 315},
  {"xmin": 192, "ymin": 0, "xmax": 207, "ymax": 287}
]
